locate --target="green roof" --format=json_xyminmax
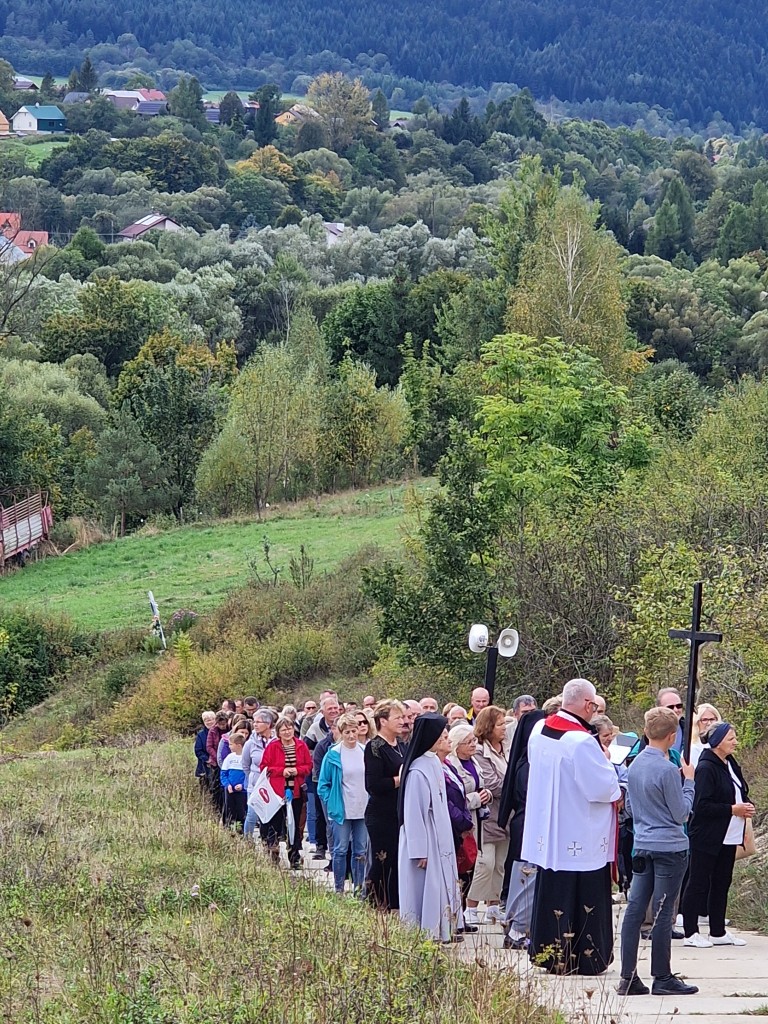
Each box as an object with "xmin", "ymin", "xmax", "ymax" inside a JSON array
[{"xmin": 20, "ymin": 105, "xmax": 64, "ymax": 119}]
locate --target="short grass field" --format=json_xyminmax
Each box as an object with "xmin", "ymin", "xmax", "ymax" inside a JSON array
[
  {"xmin": 0, "ymin": 483, "xmax": 431, "ymax": 632},
  {"xmin": 0, "ymin": 740, "xmax": 555, "ymax": 1024},
  {"xmin": 0, "ymin": 136, "xmax": 69, "ymax": 167}
]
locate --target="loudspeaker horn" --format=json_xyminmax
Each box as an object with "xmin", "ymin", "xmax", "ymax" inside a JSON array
[
  {"xmin": 468, "ymin": 623, "xmax": 489, "ymax": 653},
  {"xmin": 497, "ymin": 627, "xmax": 519, "ymax": 658}
]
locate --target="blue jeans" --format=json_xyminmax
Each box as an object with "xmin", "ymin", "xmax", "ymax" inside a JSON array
[
  {"xmin": 244, "ymin": 803, "xmax": 259, "ymax": 838},
  {"xmin": 332, "ymin": 818, "xmax": 368, "ymax": 893},
  {"xmin": 620, "ymin": 848, "xmax": 688, "ymax": 980},
  {"xmin": 305, "ymin": 777, "xmax": 317, "ymax": 844}
]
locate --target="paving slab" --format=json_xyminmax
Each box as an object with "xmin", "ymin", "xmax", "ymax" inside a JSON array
[
  {"xmin": 299, "ymin": 846, "xmax": 767, "ymax": 1020},
  {"xmin": 457, "ymin": 906, "xmax": 768, "ymax": 1020}
]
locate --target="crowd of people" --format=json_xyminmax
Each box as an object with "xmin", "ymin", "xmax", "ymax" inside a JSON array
[{"xmin": 193, "ymin": 680, "xmax": 755, "ymax": 992}]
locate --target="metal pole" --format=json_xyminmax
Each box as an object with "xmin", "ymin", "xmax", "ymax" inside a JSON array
[
  {"xmin": 484, "ymin": 644, "xmax": 498, "ymax": 702},
  {"xmin": 682, "ymin": 581, "xmax": 703, "ymax": 763}
]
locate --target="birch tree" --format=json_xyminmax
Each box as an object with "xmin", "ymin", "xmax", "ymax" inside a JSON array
[{"xmin": 508, "ymin": 186, "xmax": 637, "ymax": 380}]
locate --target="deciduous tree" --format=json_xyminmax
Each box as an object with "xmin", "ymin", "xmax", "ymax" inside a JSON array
[{"xmin": 306, "ymin": 73, "xmax": 373, "ymax": 152}]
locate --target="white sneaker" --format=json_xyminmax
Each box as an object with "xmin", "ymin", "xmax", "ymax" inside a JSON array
[
  {"xmin": 711, "ymin": 931, "xmax": 746, "ymax": 946},
  {"xmin": 675, "ymin": 913, "xmax": 683, "ymax": 928},
  {"xmin": 683, "ymin": 932, "xmax": 713, "ymax": 948},
  {"xmin": 464, "ymin": 907, "xmax": 479, "ymax": 926},
  {"xmin": 485, "ymin": 905, "xmax": 503, "ymax": 923}
]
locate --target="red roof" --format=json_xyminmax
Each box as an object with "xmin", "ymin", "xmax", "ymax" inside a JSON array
[
  {"xmin": 139, "ymin": 89, "xmax": 166, "ymax": 101},
  {"xmin": 0, "ymin": 213, "xmax": 48, "ymax": 254},
  {"xmin": 0, "ymin": 213, "xmax": 21, "ymax": 235},
  {"xmin": 14, "ymin": 230, "xmax": 48, "ymax": 255}
]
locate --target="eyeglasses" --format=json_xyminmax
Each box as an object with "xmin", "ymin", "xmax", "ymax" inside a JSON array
[
  {"xmin": 663, "ymin": 703, "xmax": 684, "ymax": 711},
  {"xmin": 587, "ymin": 701, "xmax": 599, "ymax": 713},
  {"xmin": 356, "ymin": 719, "xmax": 368, "ymax": 727},
  {"xmin": 699, "ymin": 717, "xmax": 716, "ymax": 724}
]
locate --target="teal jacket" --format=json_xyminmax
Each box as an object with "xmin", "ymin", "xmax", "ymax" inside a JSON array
[{"xmin": 318, "ymin": 741, "xmax": 365, "ymax": 825}]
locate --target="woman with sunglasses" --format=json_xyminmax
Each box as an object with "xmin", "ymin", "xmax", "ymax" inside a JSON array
[
  {"xmin": 355, "ymin": 710, "xmax": 374, "ymax": 744},
  {"xmin": 690, "ymin": 704, "xmax": 722, "ymax": 767}
]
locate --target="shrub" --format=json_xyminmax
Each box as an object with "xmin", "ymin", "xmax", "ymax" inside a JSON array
[
  {"xmin": 103, "ymin": 658, "xmax": 146, "ymax": 699},
  {"xmin": 0, "ymin": 609, "xmax": 94, "ymax": 715}
]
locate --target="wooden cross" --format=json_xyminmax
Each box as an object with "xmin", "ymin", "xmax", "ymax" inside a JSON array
[{"xmin": 668, "ymin": 581, "xmax": 722, "ymax": 762}]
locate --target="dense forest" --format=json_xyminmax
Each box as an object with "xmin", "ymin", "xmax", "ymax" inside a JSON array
[{"xmin": 1, "ymin": 0, "xmax": 768, "ymax": 129}]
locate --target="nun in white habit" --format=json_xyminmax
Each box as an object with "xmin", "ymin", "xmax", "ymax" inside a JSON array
[{"xmin": 398, "ymin": 713, "xmax": 463, "ymax": 942}]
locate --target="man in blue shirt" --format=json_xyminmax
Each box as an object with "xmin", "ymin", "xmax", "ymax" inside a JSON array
[{"xmin": 618, "ymin": 707, "xmax": 697, "ymax": 997}]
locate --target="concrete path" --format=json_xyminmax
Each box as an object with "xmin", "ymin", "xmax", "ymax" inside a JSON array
[
  {"xmin": 456, "ymin": 902, "xmax": 768, "ymax": 1023},
  {"xmin": 300, "ymin": 850, "xmax": 766, "ymax": 1021}
]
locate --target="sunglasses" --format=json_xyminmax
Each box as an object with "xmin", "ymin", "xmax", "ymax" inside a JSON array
[{"xmin": 663, "ymin": 703, "xmax": 684, "ymax": 711}]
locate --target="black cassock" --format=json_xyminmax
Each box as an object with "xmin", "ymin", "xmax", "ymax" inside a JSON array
[{"xmin": 529, "ymin": 864, "xmax": 614, "ymax": 975}]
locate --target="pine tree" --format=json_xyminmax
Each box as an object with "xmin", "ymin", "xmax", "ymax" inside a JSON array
[
  {"xmin": 169, "ymin": 76, "xmax": 206, "ymax": 129},
  {"xmin": 39, "ymin": 71, "xmax": 56, "ymax": 98},
  {"xmin": 371, "ymin": 89, "xmax": 390, "ymax": 130},
  {"xmin": 219, "ymin": 90, "xmax": 244, "ymax": 126},
  {"xmin": 717, "ymin": 203, "xmax": 755, "ymax": 263},
  {"xmin": 664, "ymin": 176, "xmax": 695, "ymax": 252},
  {"xmin": 78, "ymin": 55, "xmax": 98, "ymax": 92},
  {"xmin": 645, "ymin": 199, "xmax": 682, "ymax": 261},
  {"xmin": 253, "ymin": 84, "xmax": 280, "ymax": 146}
]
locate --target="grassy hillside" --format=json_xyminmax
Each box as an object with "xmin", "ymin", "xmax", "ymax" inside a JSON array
[
  {"xmin": 0, "ymin": 484, "xmax": 428, "ymax": 631},
  {"xmin": 0, "ymin": 136, "xmax": 69, "ymax": 167},
  {"xmin": 0, "ymin": 740, "xmax": 555, "ymax": 1024}
]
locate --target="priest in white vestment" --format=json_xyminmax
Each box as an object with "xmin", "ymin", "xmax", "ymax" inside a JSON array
[{"xmin": 522, "ymin": 678, "xmax": 621, "ymax": 974}]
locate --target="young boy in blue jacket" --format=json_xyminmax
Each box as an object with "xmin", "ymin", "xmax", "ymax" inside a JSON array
[{"xmin": 221, "ymin": 731, "xmax": 248, "ymax": 830}]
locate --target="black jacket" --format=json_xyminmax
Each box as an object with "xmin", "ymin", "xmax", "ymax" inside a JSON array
[{"xmin": 688, "ymin": 748, "xmax": 750, "ymax": 851}]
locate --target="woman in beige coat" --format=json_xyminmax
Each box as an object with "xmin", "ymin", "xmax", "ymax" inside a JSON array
[{"xmin": 464, "ymin": 705, "xmax": 510, "ymax": 925}]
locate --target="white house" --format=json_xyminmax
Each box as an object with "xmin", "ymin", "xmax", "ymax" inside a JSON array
[
  {"xmin": 12, "ymin": 105, "xmax": 66, "ymax": 134},
  {"xmin": 322, "ymin": 221, "xmax": 346, "ymax": 247},
  {"xmin": 117, "ymin": 213, "xmax": 184, "ymax": 240}
]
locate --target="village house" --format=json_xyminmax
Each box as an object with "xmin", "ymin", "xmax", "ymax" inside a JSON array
[
  {"xmin": 0, "ymin": 112, "xmax": 10, "ymax": 134},
  {"xmin": 103, "ymin": 90, "xmax": 144, "ymax": 111},
  {"xmin": 117, "ymin": 213, "xmax": 183, "ymax": 240},
  {"xmin": 322, "ymin": 221, "xmax": 346, "ymax": 247},
  {"xmin": 13, "ymin": 77, "xmax": 38, "ymax": 92},
  {"xmin": 275, "ymin": 103, "xmax": 322, "ymax": 127},
  {"xmin": 136, "ymin": 100, "xmax": 170, "ymax": 117},
  {"xmin": 0, "ymin": 212, "xmax": 49, "ymax": 260},
  {"xmin": 62, "ymin": 92, "xmax": 91, "ymax": 105},
  {"xmin": 12, "ymin": 104, "xmax": 66, "ymax": 134}
]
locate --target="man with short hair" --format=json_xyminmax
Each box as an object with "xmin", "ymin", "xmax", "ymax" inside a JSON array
[
  {"xmin": 467, "ymin": 687, "xmax": 490, "ymax": 723},
  {"xmin": 523, "ymin": 678, "xmax": 621, "ymax": 975},
  {"xmin": 419, "ymin": 696, "xmax": 438, "ymax": 714},
  {"xmin": 243, "ymin": 696, "xmax": 259, "ymax": 718},
  {"xmin": 313, "ymin": 720, "xmax": 342, "ymax": 872},
  {"xmin": 657, "ymin": 688, "xmax": 684, "ymax": 751},
  {"xmin": 512, "ymin": 694, "xmax": 537, "ymax": 720},
  {"xmin": 305, "ymin": 695, "xmax": 340, "ymax": 861},
  {"xmin": 618, "ymin": 707, "xmax": 697, "ymax": 997},
  {"xmin": 401, "ymin": 700, "xmax": 421, "ymax": 745},
  {"xmin": 447, "ymin": 705, "xmax": 468, "ymax": 727},
  {"xmin": 300, "ymin": 690, "xmax": 333, "ymax": 738},
  {"xmin": 362, "ymin": 695, "xmax": 376, "ymax": 709},
  {"xmin": 594, "ymin": 694, "xmax": 607, "ymax": 715}
]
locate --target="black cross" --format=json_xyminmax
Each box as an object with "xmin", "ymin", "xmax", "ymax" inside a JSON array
[{"xmin": 668, "ymin": 581, "xmax": 722, "ymax": 762}]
